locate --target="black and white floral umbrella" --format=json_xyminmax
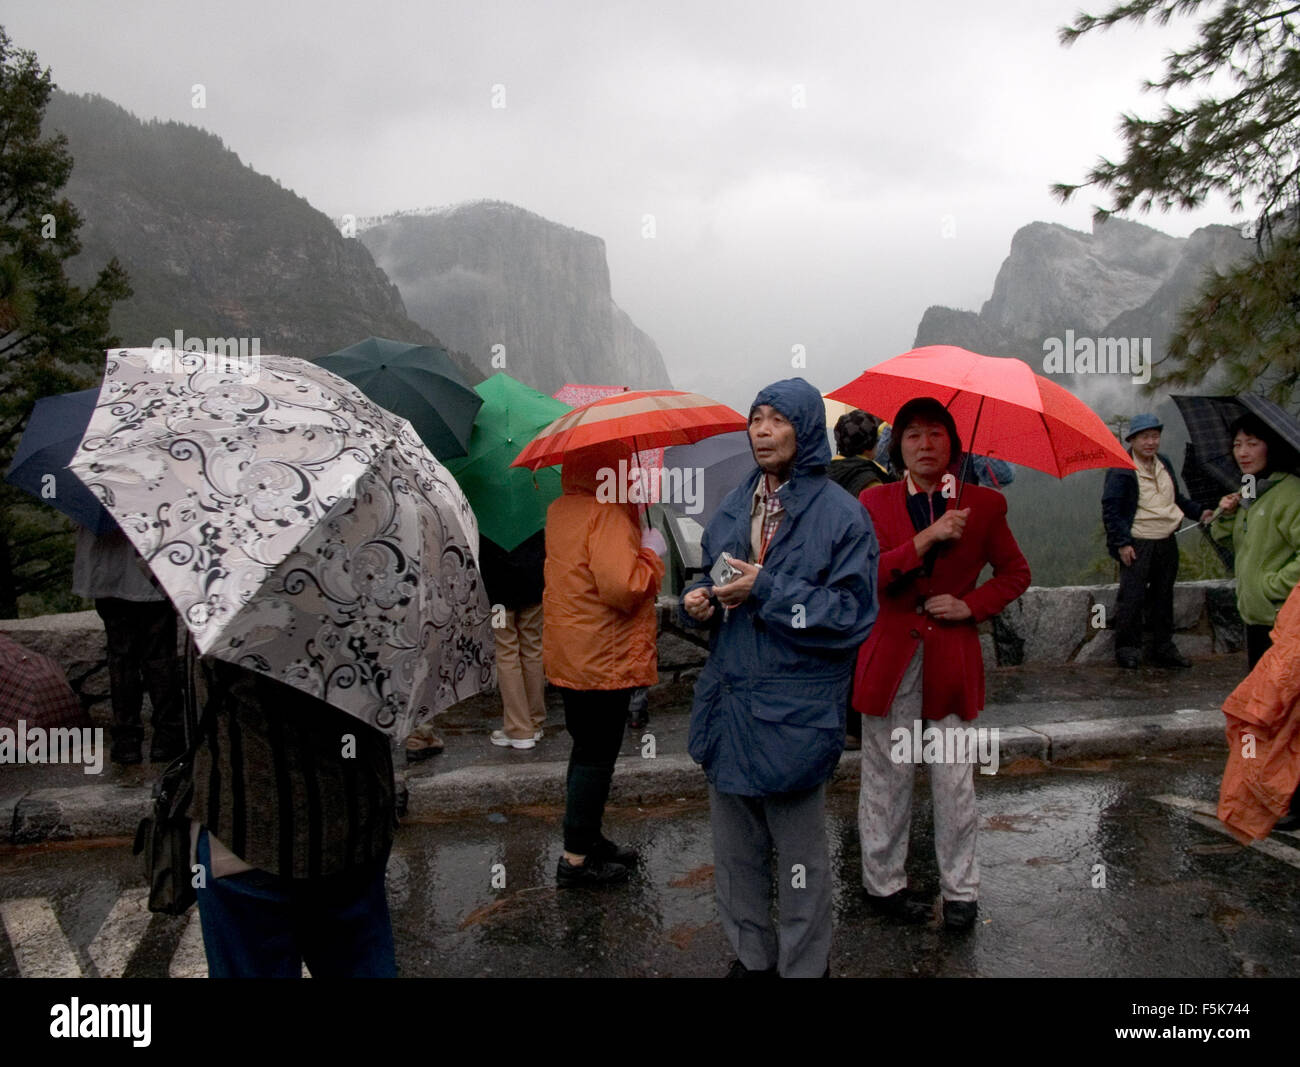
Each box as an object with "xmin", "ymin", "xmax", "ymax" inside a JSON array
[{"xmin": 69, "ymin": 348, "xmax": 496, "ymax": 737}]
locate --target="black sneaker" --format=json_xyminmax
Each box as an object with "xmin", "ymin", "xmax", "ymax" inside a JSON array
[
  {"xmin": 589, "ymin": 835, "xmax": 639, "ymax": 868},
  {"xmin": 725, "ymin": 959, "xmax": 778, "ymax": 978},
  {"xmin": 1115, "ymin": 648, "xmax": 1142, "ymax": 669},
  {"xmin": 1152, "ymin": 644, "xmax": 1192, "ymax": 669},
  {"xmin": 943, "ymin": 899, "xmax": 978, "ymax": 931},
  {"xmin": 866, "ymin": 888, "xmax": 932, "ymax": 923},
  {"xmin": 556, "ymin": 855, "xmax": 630, "ymax": 888}
]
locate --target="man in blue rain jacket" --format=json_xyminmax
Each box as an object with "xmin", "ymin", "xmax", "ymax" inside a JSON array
[{"xmin": 681, "ymin": 377, "xmax": 878, "ymax": 978}]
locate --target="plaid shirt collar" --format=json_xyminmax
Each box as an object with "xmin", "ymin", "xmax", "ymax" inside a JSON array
[{"xmin": 751, "ymin": 472, "xmax": 786, "ymax": 552}]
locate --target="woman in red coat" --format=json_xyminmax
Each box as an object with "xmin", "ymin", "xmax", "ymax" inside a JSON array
[{"xmin": 852, "ymin": 397, "xmax": 1030, "ymax": 931}]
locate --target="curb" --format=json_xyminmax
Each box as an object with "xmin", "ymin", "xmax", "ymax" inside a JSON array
[{"xmin": 2, "ymin": 709, "xmax": 1227, "ymax": 844}]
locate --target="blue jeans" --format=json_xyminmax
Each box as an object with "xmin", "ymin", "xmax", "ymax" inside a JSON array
[{"xmin": 195, "ymin": 828, "xmax": 397, "ymax": 978}]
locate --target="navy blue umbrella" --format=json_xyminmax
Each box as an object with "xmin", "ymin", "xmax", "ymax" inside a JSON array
[{"xmin": 6, "ymin": 388, "xmax": 115, "ymax": 534}]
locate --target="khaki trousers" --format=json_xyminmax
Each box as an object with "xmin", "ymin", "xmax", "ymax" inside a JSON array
[
  {"xmin": 497, "ymin": 602, "xmax": 546, "ymax": 739},
  {"xmin": 858, "ymin": 647, "xmax": 980, "ymax": 902}
]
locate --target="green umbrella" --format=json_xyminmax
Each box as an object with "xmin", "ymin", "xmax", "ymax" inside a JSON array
[
  {"xmin": 314, "ymin": 337, "xmax": 482, "ymax": 459},
  {"xmin": 443, "ymin": 372, "xmax": 570, "ymax": 550}
]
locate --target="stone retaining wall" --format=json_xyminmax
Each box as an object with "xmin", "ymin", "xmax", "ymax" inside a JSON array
[{"xmin": 0, "ymin": 581, "xmax": 1243, "ymax": 711}]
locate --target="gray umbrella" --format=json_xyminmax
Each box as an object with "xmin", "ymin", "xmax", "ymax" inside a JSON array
[
  {"xmin": 660, "ymin": 431, "xmax": 754, "ymax": 525},
  {"xmin": 69, "ymin": 348, "xmax": 496, "ymax": 738}
]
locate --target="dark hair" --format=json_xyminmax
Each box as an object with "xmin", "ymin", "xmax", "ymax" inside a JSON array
[
  {"xmin": 833, "ymin": 409, "xmax": 878, "ymax": 457},
  {"xmin": 1230, "ymin": 412, "xmax": 1299, "ymax": 475},
  {"xmin": 889, "ymin": 397, "xmax": 961, "ymax": 474}
]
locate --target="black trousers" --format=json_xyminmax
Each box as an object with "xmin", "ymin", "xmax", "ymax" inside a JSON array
[
  {"xmin": 95, "ymin": 597, "xmax": 184, "ymax": 753},
  {"xmin": 559, "ymin": 687, "xmax": 633, "ymax": 855},
  {"xmin": 1114, "ymin": 536, "xmax": 1179, "ymax": 652},
  {"xmin": 1246, "ymin": 624, "xmax": 1273, "ymax": 670}
]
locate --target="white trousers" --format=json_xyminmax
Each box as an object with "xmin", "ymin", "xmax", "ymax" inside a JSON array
[{"xmin": 858, "ymin": 647, "xmax": 980, "ymax": 902}]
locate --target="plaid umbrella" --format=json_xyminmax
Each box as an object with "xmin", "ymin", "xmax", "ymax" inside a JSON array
[
  {"xmin": 68, "ymin": 348, "xmax": 496, "ymax": 738},
  {"xmin": 1172, "ymin": 393, "xmax": 1300, "ymax": 570},
  {"xmin": 0, "ymin": 633, "xmax": 88, "ymax": 730},
  {"xmin": 1172, "ymin": 393, "xmax": 1300, "ymax": 498}
]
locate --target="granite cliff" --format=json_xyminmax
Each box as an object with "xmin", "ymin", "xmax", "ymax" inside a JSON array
[{"xmin": 359, "ymin": 202, "xmax": 672, "ymax": 396}]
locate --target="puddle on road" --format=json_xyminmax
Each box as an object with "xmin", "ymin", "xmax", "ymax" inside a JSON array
[{"xmin": 2, "ymin": 748, "xmax": 1298, "ymax": 977}]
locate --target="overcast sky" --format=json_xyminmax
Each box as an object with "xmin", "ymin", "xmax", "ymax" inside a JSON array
[{"xmin": 8, "ymin": 0, "xmax": 1237, "ymax": 412}]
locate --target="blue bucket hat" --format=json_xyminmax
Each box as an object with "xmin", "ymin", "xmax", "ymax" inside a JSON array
[{"xmin": 1125, "ymin": 413, "xmax": 1162, "ymax": 441}]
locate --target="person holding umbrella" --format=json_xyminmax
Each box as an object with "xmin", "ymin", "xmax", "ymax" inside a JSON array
[
  {"xmin": 1210, "ymin": 411, "xmax": 1300, "ymax": 670},
  {"xmin": 1101, "ymin": 414, "xmax": 1215, "ymax": 669},
  {"xmin": 852, "ymin": 397, "xmax": 1030, "ymax": 931},
  {"xmin": 545, "ymin": 445, "xmax": 667, "ymax": 887}
]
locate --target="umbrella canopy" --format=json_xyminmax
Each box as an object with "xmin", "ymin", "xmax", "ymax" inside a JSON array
[
  {"xmin": 827, "ymin": 345, "xmax": 1135, "ymax": 478},
  {"xmin": 69, "ymin": 348, "xmax": 495, "ymax": 738},
  {"xmin": 552, "ymin": 382, "xmax": 666, "ymax": 475},
  {"xmin": 442, "ymin": 372, "xmax": 570, "ymax": 551},
  {"xmin": 6, "ymin": 388, "xmax": 116, "ymax": 534},
  {"xmin": 1172, "ymin": 392, "xmax": 1300, "ymax": 496},
  {"xmin": 314, "ymin": 336, "xmax": 482, "ymax": 460},
  {"xmin": 512, "ymin": 389, "xmax": 747, "ymax": 471},
  {"xmin": 0, "ymin": 633, "xmax": 88, "ymax": 731},
  {"xmin": 660, "ymin": 430, "xmax": 754, "ymax": 524}
]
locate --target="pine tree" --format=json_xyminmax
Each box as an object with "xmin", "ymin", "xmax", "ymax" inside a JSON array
[
  {"xmin": 0, "ymin": 26, "xmax": 130, "ymax": 616},
  {"xmin": 1053, "ymin": 1, "xmax": 1300, "ymax": 405}
]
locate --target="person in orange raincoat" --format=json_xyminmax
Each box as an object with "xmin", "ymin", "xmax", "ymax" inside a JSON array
[
  {"xmin": 1219, "ymin": 580, "xmax": 1300, "ymax": 842},
  {"xmin": 543, "ymin": 446, "xmax": 666, "ymax": 888}
]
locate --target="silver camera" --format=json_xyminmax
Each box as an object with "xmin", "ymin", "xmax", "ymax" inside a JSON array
[{"xmin": 709, "ymin": 551, "xmax": 740, "ymax": 587}]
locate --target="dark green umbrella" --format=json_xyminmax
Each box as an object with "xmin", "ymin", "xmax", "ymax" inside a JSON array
[
  {"xmin": 443, "ymin": 372, "xmax": 570, "ymax": 550},
  {"xmin": 314, "ymin": 337, "xmax": 482, "ymax": 459}
]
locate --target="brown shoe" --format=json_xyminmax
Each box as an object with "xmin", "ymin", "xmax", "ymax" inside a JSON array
[{"xmin": 405, "ymin": 725, "xmax": 445, "ymax": 762}]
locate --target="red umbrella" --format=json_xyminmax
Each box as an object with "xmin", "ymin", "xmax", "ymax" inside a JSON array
[
  {"xmin": 552, "ymin": 383, "xmax": 665, "ymax": 483},
  {"xmin": 827, "ymin": 345, "xmax": 1135, "ymax": 478},
  {"xmin": 511, "ymin": 389, "xmax": 746, "ymax": 471}
]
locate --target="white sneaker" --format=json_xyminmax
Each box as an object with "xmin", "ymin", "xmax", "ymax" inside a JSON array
[{"xmin": 491, "ymin": 729, "xmax": 539, "ymax": 749}]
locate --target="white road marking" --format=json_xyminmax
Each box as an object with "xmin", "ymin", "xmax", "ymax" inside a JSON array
[
  {"xmin": 169, "ymin": 911, "xmax": 208, "ymax": 978},
  {"xmin": 87, "ymin": 887, "xmax": 152, "ymax": 978},
  {"xmin": 1152, "ymin": 794, "xmax": 1300, "ymax": 870},
  {"xmin": 0, "ymin": 898, "xmax": 82, "ymax": 977}
]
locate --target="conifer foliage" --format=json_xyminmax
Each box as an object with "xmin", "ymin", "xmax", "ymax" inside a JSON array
[{"xmin": 1055, "ymin": 1, "xmax": 1300, "ymax": 404}]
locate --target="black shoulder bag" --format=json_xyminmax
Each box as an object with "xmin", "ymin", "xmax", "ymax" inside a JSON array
[{"xmin": 132, "ymin": 640, "xmax": 210, "ymax": 915}]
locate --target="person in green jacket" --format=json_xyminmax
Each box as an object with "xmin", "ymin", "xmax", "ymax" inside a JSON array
[{"xmin": 1211, "ymin": 412, "xmax": 1300, "ymax": 669}]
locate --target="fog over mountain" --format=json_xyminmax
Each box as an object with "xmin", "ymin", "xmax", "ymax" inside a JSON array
[
  {"xmin": 359, "ymin": 203, "xmax": 673, "ymax": 396},
  {"xmin": 46, "ymin": 92, "xmax": 482, "ymax": 377},
  {"xmin": 913, "ymin": 216, "xmax": 1252, "ymax": 585}
]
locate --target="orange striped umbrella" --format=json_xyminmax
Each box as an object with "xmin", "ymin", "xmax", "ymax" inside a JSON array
[{"xmin": 510, "ymin": 389, "xmax": 747, "ymax": 470}]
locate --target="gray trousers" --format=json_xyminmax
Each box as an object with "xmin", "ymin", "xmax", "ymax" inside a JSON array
[
  {"xmin": 709, "ymin": 783, "xmax": 831, "ymax": 978},
  {"xmin": 858, "ymin": 648, "xmax": 980, "ymax": 902}
]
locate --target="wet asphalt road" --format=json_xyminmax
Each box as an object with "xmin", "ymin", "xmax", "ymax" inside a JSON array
[{"xmin": 2, "ymin": 748, "xmax": 1298, "ymax": 978}]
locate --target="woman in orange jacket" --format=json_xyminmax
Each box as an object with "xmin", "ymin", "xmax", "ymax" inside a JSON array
[{"xmin": 543, "ymin": 447, "xmax": 666, "ymax": 888}]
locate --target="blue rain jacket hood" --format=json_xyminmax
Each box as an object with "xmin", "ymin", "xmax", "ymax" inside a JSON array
[{"xmin": 682, "ymin": 377, "xmax": 879, "ymax": 796}]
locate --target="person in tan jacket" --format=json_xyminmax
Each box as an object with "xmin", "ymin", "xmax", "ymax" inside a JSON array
[{"xmin": 544, "ymin": 446, "xmax": 666, "ymax": 887}]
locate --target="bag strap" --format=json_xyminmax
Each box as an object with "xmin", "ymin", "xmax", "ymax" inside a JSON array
[{"xmin": 155, "ymin": 640, "xmax": 215, "ymax": 807}]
